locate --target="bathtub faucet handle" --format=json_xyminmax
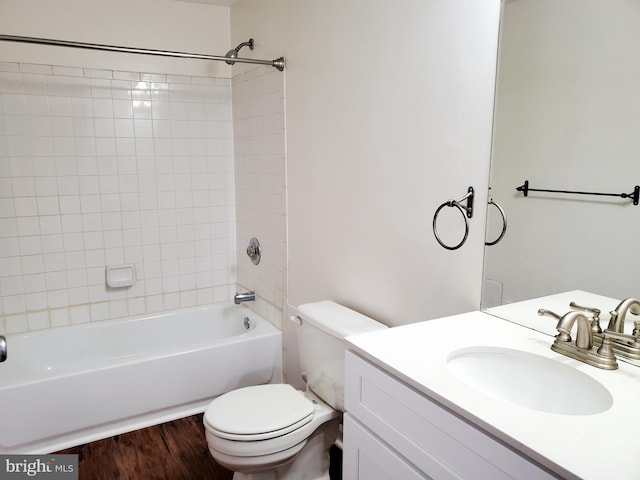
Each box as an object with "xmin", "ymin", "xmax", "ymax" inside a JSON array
[
  {"xmin": 0, "ymin": 335, "xmax": 6, "ymax": 362},
  {"xmin": 234, "ymin": 291, "xmax": 256, "ymax": 304}
]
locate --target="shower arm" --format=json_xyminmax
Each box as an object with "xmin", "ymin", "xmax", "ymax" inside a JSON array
[{"xmin": 0, "ymin": 34, "xmax": 285, "ymax": 71}]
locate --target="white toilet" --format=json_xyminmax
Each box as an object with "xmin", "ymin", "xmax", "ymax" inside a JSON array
[{"xmin": 203, "ymin": 300, "xmax": 387, "ymax": 480}]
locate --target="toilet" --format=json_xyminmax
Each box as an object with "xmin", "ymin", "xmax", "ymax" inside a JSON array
[{"xmin": 203, "ymin": 300, "xmax": 387, "ymax": 480}]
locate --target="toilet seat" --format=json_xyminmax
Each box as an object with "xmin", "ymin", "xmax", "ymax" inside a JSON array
[{"xmin": 204, "ymin": 384, "xmax": 315, "ymax": 441}]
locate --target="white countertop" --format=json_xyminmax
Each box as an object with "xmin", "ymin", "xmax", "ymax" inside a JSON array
[{"xmin": 346, "ymin": 311, "xmax": 640, "ymax": 480}]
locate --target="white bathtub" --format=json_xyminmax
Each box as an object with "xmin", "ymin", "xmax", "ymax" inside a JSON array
[{"xmin": 0, "ymin": 304, "xmax": 282, "ymax": 454}]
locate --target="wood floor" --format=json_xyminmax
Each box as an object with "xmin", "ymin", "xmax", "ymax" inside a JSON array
[
  {"xmin": 56, "ymin": 414, "xmax": 343, "ymax": 480},
  {"xmin": 56, "ymin": 414, "xmax": 233, "ymax": 480}
]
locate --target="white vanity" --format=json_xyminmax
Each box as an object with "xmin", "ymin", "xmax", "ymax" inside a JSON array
[{"xmin": 343, "ymin": 306, "xmax": 640, "ymax": 479}]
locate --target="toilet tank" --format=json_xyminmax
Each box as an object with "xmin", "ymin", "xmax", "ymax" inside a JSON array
[{"xmin": 297, "ymin": 301, "xmax": 387, "ymax": 411}]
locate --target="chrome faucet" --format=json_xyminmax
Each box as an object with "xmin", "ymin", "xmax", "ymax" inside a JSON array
[
  {"xmin": 538, "ymin": 309, "xmax": 619, "ymax": 369},
  {"xmin": 0, "ymin": 335, "xmax": 6, "ymax": 362},
  {"xmin": 234, "ymin": 291, "xmax": 255, "ymax": 304}
]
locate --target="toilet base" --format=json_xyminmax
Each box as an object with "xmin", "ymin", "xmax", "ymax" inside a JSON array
[{"xmin": 229, "ymin": 416, "xmax": 341, "ymax": 480}]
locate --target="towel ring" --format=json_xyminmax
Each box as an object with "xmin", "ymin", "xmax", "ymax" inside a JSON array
[
  {"xmin": 433, "ymin": 187, "xmax": 474, "ymax": 251},
  {"xmin": 485, "ymin": 199, "xmax": 507, "ymax": 246}
]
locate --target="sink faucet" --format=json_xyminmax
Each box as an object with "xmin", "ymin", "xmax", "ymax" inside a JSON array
[
  {"xmin": 607, "ymin": 298, "xmax": 640, "ymax": 333},
  {"xmin": 569, "ymin": 301, "xmax": 602, "ymax": 334},
  {"xmin": 234, "ymin": 291, "xmax": 255, "ymax": 304},
  {"xmin": 538, "ymin": 309, "xmax": 619, "ymax": 369},
  {"xmin": 582, "ymin": 298, "xmax": 640, "ymax": 363},
  {"xmin": 539, "ymin": 309, "xmax": 593, "ymax": 349}
]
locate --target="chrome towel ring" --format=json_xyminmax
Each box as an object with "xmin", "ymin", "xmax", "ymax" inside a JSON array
[
  {"xmin": 433, "ymin": 187, "xmax": 474, "ymax": 251},
  {"xmin": 485, "ymin": 199, "xmax": 507, "ymax": 246}
]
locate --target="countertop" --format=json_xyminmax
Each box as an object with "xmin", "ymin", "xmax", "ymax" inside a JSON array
[{"xmin": 346, "ymin": 311, "xmax": 640, "ymax": 480}]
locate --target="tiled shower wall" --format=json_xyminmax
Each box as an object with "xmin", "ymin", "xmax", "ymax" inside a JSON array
[
  {"xmin": 232, "ymin": 66, "xmax": 286, "ymax": 328},
  {"xmin": 0, "ymin": 62, "xmax": 236, "ymax": 334}
]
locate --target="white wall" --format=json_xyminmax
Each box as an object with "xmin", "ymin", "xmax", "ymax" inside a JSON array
[
  {"xmin": 484, "ymin": 0, "xmax": 640, "ymax": 305},
  {"xmin": 0, "ymin": 0, "xmax": 502, "ymax": 337},
  {"xmin": 231, "ymin": 0, "xmax": 501, "ymax": 327},
  {"xmin": 0, "ymin": 0, "xmax": 231, "ymax": 77}
]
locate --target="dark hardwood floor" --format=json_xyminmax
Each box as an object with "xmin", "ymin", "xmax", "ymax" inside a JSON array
[
  {"xmin": 56, "ymin": 414, "xmax": 343, "ymax": 480},
  {"xmin": 56, "ymin": 414, "xmax": 233, "ymax": 480}
]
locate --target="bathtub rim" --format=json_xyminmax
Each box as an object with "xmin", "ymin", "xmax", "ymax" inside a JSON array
[
  {"xmin": 0, "ymin": 302, "xmax": 284, "ymax": 454},
  {"xmin": 1, "ymin": 302, "xmax": 279, "ymax": 388}
]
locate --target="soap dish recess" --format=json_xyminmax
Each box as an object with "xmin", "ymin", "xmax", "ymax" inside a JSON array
[{"xmin": 105, "ymin": 264, "xmax": 136, "ymax": 288}]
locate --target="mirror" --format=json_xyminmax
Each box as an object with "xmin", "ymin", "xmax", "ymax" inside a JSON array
[{"xmin": 482, "ymin": 0, "xmax": 640, "ymax": 321}]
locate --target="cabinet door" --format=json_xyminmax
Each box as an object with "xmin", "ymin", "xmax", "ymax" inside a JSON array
[{"xmin": 343, "ymin": 414, "xmax": 429, "ymax": 480}]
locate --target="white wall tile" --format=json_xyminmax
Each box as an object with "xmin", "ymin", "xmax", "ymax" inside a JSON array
[{"xmin": 1, "ymin": 63, "xmax": 237, "ymax": 333}]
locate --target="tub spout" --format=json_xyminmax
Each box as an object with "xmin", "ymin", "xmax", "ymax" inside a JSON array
[
  {"xmin": 234, "ymin": 291, "xmax": 255, "ymax": 304},
  {"xmin": 0, "ymin": 335, "xmax": 6, "ymax": 362}
]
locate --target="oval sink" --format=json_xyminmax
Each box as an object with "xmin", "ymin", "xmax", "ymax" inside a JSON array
[{"xmin": 447, "ymin": 347, "xmax": 613, "ymax": 415}]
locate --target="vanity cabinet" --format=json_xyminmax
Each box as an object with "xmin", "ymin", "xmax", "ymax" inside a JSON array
[{"xmin": 343, "ymin": 351, "xmax": 557, "ymax": 480}]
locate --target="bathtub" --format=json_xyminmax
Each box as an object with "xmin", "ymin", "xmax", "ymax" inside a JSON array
[{"xmin": 0, "ymin": 304, "xmax": 282, "ymax": 454}]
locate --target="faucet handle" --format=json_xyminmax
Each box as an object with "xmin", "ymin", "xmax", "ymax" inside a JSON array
[
  {"xmin": 538, "ymin": 308, "xmax": 562, "ymax": 320},
  {"xmin": 596, "ymin": 329, "xmax": 636, "ymax": 361},
  {"xmin": 569, "ymin": 302, "xmax": 602, "ymax": 334},
  {"xmin": 538, "ymin": 309, "xmax": 571, "ymax": 342}
]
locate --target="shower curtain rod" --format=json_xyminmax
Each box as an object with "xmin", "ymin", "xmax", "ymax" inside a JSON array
[{"xmin": 0, "ymin": 34, "xmax": 285, "ymax": 71}]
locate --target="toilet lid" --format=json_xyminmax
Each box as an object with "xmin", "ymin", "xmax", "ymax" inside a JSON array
[{"xmin": 204, "ymin": 384, "xmax": 315, "ymax": 439}]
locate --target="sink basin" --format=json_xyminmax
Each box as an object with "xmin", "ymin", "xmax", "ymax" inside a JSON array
[{"xmin": 447, "ymin": 347, "xmax": 613, "ymax": 415}]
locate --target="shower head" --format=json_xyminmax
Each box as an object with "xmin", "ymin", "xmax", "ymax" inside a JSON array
[{"xmin": 225, "ymin": 38, "xmax": 254, "ymax": 65}]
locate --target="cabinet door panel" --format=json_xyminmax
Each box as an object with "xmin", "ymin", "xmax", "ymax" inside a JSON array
[{"xmin": 343, "ymin": 414, "xmax": 429, "ymax": 480}]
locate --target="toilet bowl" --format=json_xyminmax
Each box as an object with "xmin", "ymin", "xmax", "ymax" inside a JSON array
[
  {"xmin": 203, "ymin": 301, "xmax": 387, "ymax": 480},
  {"xmin": 204, "ymin": 384, "xmax": 340, "ymax": 479}
]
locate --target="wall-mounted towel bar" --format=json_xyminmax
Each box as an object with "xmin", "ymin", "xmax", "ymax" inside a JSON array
[{"xmin": 516, "ymin": 180, "xmax": 640, "ymax": 206}]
